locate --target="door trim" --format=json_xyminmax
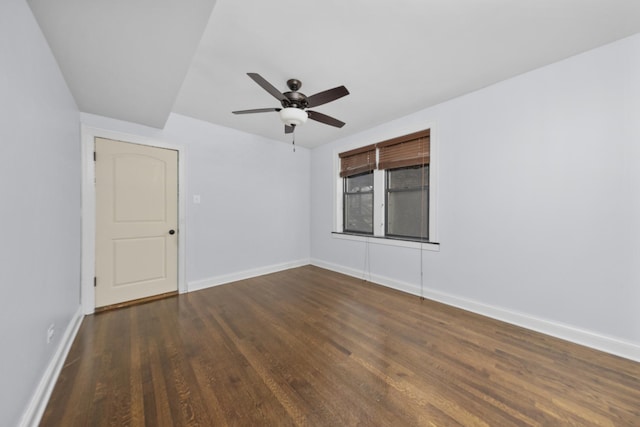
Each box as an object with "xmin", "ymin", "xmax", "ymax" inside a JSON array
[{"xmin": 81, "ymin": 125, "xmax": 187, "ymax": 315}]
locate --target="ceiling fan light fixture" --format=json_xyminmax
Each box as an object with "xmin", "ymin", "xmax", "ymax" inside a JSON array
[{"xmin": 279, "ymin": 107, "xmax": 308, "ymax": 127}]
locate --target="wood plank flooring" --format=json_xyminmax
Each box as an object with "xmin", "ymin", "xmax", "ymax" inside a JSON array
[{"xmin": 41, "ymin": 266, "xmax": 640, "ymax": 426}]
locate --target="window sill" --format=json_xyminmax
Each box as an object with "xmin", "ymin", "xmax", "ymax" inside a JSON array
[{"xmin": 331, "ymin": 232, "xmax": 440, "ymax": 251}]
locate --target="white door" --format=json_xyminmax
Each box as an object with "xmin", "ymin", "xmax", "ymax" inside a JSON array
[{"xmin": 95, "ymin": 137, "xmax": 178, "ymax": 308}]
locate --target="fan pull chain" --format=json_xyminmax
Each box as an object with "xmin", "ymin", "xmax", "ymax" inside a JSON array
[{"xmin": 292, "ymin": 132, "xmax": 296, "ymax": 152}]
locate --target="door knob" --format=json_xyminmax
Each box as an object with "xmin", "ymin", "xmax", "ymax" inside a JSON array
[{"xmin": 169, "ymin": 229, "xmax": 176, "ymax": 235}]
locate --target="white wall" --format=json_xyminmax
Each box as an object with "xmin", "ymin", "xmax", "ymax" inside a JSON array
[
  {"xmin": 311, "ymin": 34, "xmax": 640, "ymax": 358},
  {"xmin": 81, "ymin": 113, "xmax": 311, "ymax": 288},
  {"xmin": 0, "ymin": 1, "xmax": 81, "ymax": 426}
]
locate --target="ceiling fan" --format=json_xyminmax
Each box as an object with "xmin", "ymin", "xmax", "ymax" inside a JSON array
[{"xmin": 232, "ymin": 73, "xmax": 349, "ymax": 134}]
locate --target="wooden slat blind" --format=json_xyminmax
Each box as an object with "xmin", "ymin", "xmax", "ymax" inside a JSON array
[
  {"xmin": 339, "ymin": 144, "xmax": 376, "ymax": 177},
  {"xmin": 377, "ymin": 129, "xmax": 430, "ymax": 170}
]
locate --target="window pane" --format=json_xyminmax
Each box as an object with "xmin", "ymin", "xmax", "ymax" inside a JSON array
[
  {"xmin": 387, "ymin": 165, "xmax": 428, "ymax": 190},
  {"xmin": 387, "ymin": 190, "xmax": 428, "ymax": 238},
  {"xmin": 386, "ymin": 165, "xmax": 429, "ymax": 239},
  {"xmin": 344, "ymin": 193, "xmax": 373, "ymax": 233},
  {"xmin": 346, "ymin": 172, "xmax": 373, "ymax": 193}
]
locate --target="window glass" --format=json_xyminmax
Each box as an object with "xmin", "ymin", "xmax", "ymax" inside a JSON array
[
  {"xmin": 386, "ymin": 165, "xmax": 428, "ymax": 239},
  {"xmin": 344, "ymin": 172, "xmax": 373, "ymax": 234},
  {"xmin": 387, "ymin": 166, "xmax": 426, "ymax": 190},
  {"xmin": 346, "ymin": 172, "xmax": 374, "ymax": 193}
]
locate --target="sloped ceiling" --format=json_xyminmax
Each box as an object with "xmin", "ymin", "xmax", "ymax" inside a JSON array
[
  {"xmin": 28, "ymin": 0, "xmax": 640, "ymax": 147},
  {"xmin": 27, "ymin": 0, "xmax": 217, "ymax": 128}
]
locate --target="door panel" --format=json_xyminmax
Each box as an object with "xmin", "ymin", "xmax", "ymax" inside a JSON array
[
  {"xmin": 113, "ymin": 237, "xmax": 166, "ymax": 285},
  {"xmin": 95, "ymin": 138, "xmax": 178, "ymax": 308},
  {"xmin": 114, "ymin": 155, "xmax": 167, "ymax": 222}
]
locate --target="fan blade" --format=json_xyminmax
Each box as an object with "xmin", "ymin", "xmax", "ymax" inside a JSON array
[
  {"xmin": 285, "ymin": 125, "xmax": 295, "ymax": 134},
  {"xmin": 306, "ymin": 86, "xmax": 349, "ymax": 108},
  {"xmin": 247, "ymin": 73, "xmax": 287, "ymax": 102},
  {"xmin": 232, "ymin": 108, "xmax": 280, "ymax": 114},
  {"xmin": 307, "ymin": 110, "xmax": 345, "ymax": 128}
]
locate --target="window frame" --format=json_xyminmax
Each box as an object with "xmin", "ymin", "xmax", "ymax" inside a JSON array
[
  {"xmin": 342, "ymin": 171, "xmax": 374, "ymax": 235},
  {"xmin": 333, "ymin": 126, "xmax": 439, "ymax": 251},
  {"xmin": 385, "ymin": 164, "xmax": 429, "ymax": 241}
]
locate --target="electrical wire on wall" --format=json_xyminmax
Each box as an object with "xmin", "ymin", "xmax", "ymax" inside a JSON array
[
  {"xmin": 362, "ymin": 236, "xmax": 371, "ymax": 282},
  {"xmin": 419, "ymin": 135, "xmax": 427, "ymax": 301}
]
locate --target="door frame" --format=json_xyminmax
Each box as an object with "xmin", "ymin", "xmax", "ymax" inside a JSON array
[{"xmin": 81, "ymin": 125, "xmax": 187, "ymax": 314}]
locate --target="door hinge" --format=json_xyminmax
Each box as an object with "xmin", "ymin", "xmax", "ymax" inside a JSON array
[
  {"xmin": 93, "ymin": 151, "xmax": 97, "ymax": 161},
  {"xmin": 94, "ymin": 277, "xmax": 97, "ymax": 287}
]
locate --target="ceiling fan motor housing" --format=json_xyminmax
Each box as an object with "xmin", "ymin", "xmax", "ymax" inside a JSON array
[{"xmin": 282, "ymin": 90, "xmax": 308, "ymax": 109}]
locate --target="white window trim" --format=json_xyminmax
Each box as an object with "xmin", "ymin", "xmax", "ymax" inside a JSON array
[
  {"xmin": 332, "ymin": 232, "xmax": 440, "ymax": 251},
  {"xmin": 333, "ymin": 124, "xmax": 439, "ymax": 251}
]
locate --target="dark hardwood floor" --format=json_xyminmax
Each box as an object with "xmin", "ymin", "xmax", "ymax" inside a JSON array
[{"xmin": 41, "ymin": 266, "xmax": 640, "ymax": 426}]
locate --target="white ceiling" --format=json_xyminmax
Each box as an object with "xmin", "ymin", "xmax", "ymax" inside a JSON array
[{"xmin": 28, "ymin": 0, "xmax": 640, "ymax": 148}]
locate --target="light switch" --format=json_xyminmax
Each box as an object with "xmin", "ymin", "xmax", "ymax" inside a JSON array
[{"xmin": 193, "ymin": 195, "xmax": 201, "ymax": 204}]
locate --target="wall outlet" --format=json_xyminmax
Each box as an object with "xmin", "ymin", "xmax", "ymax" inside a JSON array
[{"xmin": 47, "ymin": 323, "xmax": 55, "ymax": 344}]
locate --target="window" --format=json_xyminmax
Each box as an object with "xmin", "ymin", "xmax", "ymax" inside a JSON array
[
  {"xmin": 386, "ymin": 165, "xmax": 429, "ymax": 239},
  {"xmin": 339, "ymin": 144, "xmax": 376, "ymax": 234},
  {"xmin": 344, "ymin": 171, "xmax": 373, "ymax": 234},
  {"xmin": 378, "ymin": 129, "xmax": 430, "ymax": 241},
  {"xmin": 337, "ymin": 129, "xmax": 434, "ymax": 244}
]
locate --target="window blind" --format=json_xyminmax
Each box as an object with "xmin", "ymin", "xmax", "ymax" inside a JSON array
[
  {"xmin": 377, "ymin": 129, "xmax": 430, "ymax": 170},
  {"xmin": 339, "ymin": 144, "xmax": 376, "ymax": 177}
]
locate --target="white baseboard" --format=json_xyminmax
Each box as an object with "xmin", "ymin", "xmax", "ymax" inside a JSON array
[
  {"xmin": 311, "ymin": 258, "xmax": 640, "ymax": 363},
  {"xmin": 188, "ymin": 258, "xmax": 311, "ymax": 293},
  {"xmin": 19, "ymin": 306, "xmax": 84, "ymax": 427}
]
